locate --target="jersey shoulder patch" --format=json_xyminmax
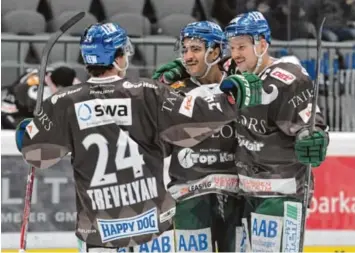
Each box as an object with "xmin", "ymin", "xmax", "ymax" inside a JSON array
[
  {"xmin": 269, "ymin": 67, "xmax": 296, "ymax": 85},
  {"xmin": 170, "ymin": 81, "xmax": 186, "ymax": 89},
  {"xmin": 50, "ymin": 85, "xmax": 83, "ymax": 105}
]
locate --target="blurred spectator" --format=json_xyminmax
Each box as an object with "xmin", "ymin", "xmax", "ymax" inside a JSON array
[
  {"xmin": 1, "ymin": 66, "xmax": 80, "ymax": 129},
  {"xmin": 259, "ymin": 0, "xmax": 316, "ymax": 40},
  {"xmin": 344, "ymin": 0, "xmax": 355, "ymax": 24},
  {"xmin": 308, "ymin": 0, "xmax": 355, "ymax": 41},
  {"xmin": 211, "ymin": 0, "xmax": 250, "ymax": 28},
  {"xmin": 211, "ymin": 0, "xmax": 317, "ymax": 40},
  {"xmin": 341, "ymin": 0, "xmax": 355, "ymax": 39}
]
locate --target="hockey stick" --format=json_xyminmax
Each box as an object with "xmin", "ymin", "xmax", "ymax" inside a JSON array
[
  {"xmin": 19, "ymin": 12, "xmax": 85, "ymax": 253},
  {"xmin": 298, "ymin": 17, "xmax": 326, "ymax": 252},
  {"xmin": 18, "ymin": 166, "xmax": 35, "ymax": 253},
  {"xmin": 34, "ymin": 11, "xmax": 85, "ymax": 116}
]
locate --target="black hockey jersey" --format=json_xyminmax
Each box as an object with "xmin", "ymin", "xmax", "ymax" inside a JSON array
[
  {"xmin": 166, "ymin": 77, "xmax": 239, "ymax": 201},
  {"xmin": 227, "ymin": 58, "xmax": 328, "ymax": 198},
  {"xmin": 20, "ymin": 76, "xmax": 239, "ymax": 247}
]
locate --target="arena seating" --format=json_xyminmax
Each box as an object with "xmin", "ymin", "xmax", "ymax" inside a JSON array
[{"xmin": 1, "ymin": 0, "xmax": 355, "ymax": 131}]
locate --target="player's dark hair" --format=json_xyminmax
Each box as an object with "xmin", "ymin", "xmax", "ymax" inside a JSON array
[
  {"xmin": 51, "ymin": 66, "xmax": 76, "ymax": 87},
  {"xmin": 182, "ymin": 38, "xmax": 222, "ymax": 62},
  {"xmin": 86, "ymin": 48, "xmax": 125, "ymax": 77}
]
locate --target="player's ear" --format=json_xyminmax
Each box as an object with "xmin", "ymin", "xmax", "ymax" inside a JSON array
[
  {"xmin": 260, "ymin": 38, "xmax": 268, "ymax": 52},
  {"xmin": 211, "ymin": 46, "xmax": 221, "ymax": 61},
  {"xmin": 114, "ymin": 55, "xmax": 124, "ymax": 68}
]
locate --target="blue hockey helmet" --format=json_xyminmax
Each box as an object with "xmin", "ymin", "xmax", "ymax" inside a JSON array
[
  {"xmin": 80, "ymin": 23, "xmax": 134, "ymax": 66},
  {"xmin": 225, "ymin": 11, "xmax": 271, "ymax": 44},
  {"xmin": 178, "ymin": 21, "xmax": 228, "ymax": 58}
]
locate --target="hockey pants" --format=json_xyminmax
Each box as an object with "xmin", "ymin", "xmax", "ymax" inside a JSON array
[
  {"xmin": 173, "ymin": 193, "xmax": 244, "ymax": 252},
  {"xmin": 241, "ymin": 197, "xmax": 303, "ymax": 252}
]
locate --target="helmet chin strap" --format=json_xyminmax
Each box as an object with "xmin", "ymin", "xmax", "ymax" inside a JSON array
[
  {"xmin": 252, "ymin": 42, "xmax": 269, "ymax": 74},
  {"xmin": 113, "ymin": 55, "xmax": 129, "ymax": 77}
]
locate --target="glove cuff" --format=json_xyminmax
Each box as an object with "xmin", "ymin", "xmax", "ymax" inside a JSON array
[
  {"xmin": 296, "ymin": 128, "xmax": 311, "ymax": 141},
  {"xmin": 233, "ymin": 75, "xmax": 248, "ymax": 109},
  {"xmin": 15, "ymin": 118, "xmax": 33, "ymax": 152},
  {"xmin": 296, "ymin": 127, "xmax": 328, "ymax": 144}
]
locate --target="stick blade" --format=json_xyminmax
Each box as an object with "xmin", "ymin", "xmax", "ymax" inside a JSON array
[
  {"xmin": 34, "ymin": 11, "xmax": 86, "ymax": 116},
  {"xmin": 311, "ymin": 17, "xmax": 327, "ymax": 130},
  {"xmin": 60, "ymin": 12, "xmax": 86, "ymax": 32},
  {"xmin": 315, "ymin": 17, "xmax": 326, "ymax": 69}
]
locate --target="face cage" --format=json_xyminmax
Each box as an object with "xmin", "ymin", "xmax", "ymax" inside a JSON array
[
  {"xmin": 111, "ymin": 38, "xmax": 135, "ymax": 75},
  {"xmin": 122, "ymin": 38, "xmax": 135, "ymax": 57}
]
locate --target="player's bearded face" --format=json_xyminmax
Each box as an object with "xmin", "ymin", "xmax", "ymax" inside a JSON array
[
  {"xmin": 228, "ymin": 36, "xmax": 259, "ymax": 73},
  {"xmin": 181, "ymin": 38, "xmax": 209, "ymax": 77}
]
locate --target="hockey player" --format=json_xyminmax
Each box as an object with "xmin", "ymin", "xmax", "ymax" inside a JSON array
[
  {"xmin": 1, "ymin": 66, "xmax": 79, "ymax": 129},
  {"xmin": 155, "ymin": 21, "xmax": 244, "ymax": 252},
  {"xmin": 223, "ymin": 12, "xmax": 329, "ymax": 252},
  {"xmin": 15, "ymin": 22, "xmax": 264, "ymax": 251},
  {"xmin": 152, "ymin": 12, "xmax": 329, "ymax": 252}
]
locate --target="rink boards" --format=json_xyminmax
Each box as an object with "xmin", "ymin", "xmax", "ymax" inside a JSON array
[{"xmin": 1, "ymin": 131, "xmax": 354, "ymax": 251}]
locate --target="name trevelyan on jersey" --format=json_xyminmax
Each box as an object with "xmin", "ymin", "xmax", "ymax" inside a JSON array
[
  {"xmin": 75, "ymin": 98, "xmax": 132, "ymax": 130},
  {"xmin": 87, "ymin": 177, "xmax": 158, "ymax": 211}
]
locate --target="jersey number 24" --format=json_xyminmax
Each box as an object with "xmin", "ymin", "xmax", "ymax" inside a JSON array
[{"xmin": 82, "ymin": 131, "xmax": 145, "ymax": 187}]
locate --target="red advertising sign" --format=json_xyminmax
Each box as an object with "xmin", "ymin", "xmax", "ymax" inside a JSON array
[{"xmin": 307, "ymin": 156, "xmax": 355, "ymax": 230}]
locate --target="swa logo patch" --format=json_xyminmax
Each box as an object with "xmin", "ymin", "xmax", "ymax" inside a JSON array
[{"xmin": 75, "ymin": 98, "xmax": 132, "ymax": 129}]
